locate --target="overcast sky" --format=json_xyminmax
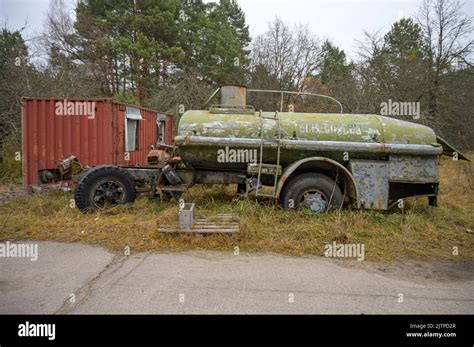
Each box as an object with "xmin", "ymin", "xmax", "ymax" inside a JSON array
[{"xmin": 1, "ymin": 0, "xmax": 473, "ymax": 60}]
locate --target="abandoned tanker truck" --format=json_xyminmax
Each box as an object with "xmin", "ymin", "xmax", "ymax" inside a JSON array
[{"xmin": 72, "ymin": 84, "xmax": 468, "ymax": 213}]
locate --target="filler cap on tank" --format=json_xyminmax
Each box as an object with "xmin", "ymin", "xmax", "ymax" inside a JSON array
[
  {"xmin": 209, "ymin": 84, "xmax": 255, "ymax": 114},
  {"xmin": 220, "ymin": 84, "xmax": 247, "ymax": 107}
]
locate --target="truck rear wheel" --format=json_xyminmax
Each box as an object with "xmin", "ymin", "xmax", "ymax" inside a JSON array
[
  {"xmin": 281, "ymin": 173, "xmax": 343, "ymax": 213},
  {"xmin": 75, "ymin": 166, "xmax": 136, "ymax": 211}
]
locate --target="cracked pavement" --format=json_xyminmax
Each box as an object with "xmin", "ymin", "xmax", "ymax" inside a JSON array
[{"xmin": 1, "ymin": 241, "xmax": 473, "ymax": 314}]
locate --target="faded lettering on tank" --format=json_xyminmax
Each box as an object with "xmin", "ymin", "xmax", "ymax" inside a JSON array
[{"xmin": 299, "ymin": 123, "xmax": 368, "ymax": 136}]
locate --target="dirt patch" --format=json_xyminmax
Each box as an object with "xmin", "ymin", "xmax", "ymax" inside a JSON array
[{"xmin": 330, "ymin": 258, "xmax": 474, "ymax": 284}]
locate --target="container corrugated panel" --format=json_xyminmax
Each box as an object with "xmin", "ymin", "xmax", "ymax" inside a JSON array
[{"xmin": 22, "ymin": 98, "xmax": 173, "ymax": 187}]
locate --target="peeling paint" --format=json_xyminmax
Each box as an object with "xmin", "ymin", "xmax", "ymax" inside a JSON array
[{"xmin": 175, "ymin": 109, "xmax": 442, "ymax": 210}]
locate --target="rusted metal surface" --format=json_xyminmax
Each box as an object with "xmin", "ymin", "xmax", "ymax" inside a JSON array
[
  {"xmin": 348, "ymin": 155, "xmax": 439, "ymax": 210},
  {"xmin": 350, "ymin": 160, "xmax": 390, "ymax": 210},
  {"xmin": 21, "ymin": 98, "xmax": 173, "ymax": 187},
  {"xmin": 117, "ymin": 167, "xmax": 160, "ymax": 182},
  {"xmin": 389, "ymin": 155, "xmax": 439, "ymax": 182},
  {"xmin": 220, "ymin": 84, "xmax": 247, "ymax": 107},
  {"xmin": 56, "ymin": 155, "xmax": 84, "ymax": 178},
  {"xmin": 146, "ymin": 149, "xmax": 170, "ymax": 166}
]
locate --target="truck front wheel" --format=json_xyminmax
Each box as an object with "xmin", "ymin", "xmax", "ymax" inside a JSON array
[
  {"xmin": 75, "ymin": 166, "xmax": 136, "ymax": 211},
  {"xmin": 281, "ymin": 173, "xmax": 343, "ymax": 213}
]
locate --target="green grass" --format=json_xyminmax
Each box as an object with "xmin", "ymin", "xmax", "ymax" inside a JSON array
[
  {"xmin": 0, "ymin": 134, "xmax": 22, "ymax": 185},
  {"xmin": 0, "ymin": 156, "xmax": 473, "ymax": 262}
]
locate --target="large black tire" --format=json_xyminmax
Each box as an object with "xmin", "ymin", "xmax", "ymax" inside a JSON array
[
  {"xmin": 281, "ymin": 173, "xmax": 343, "ymax": 213},
  {"xmin": 75, "ymin": 165, "xmax": 136, "ymax": 211}
]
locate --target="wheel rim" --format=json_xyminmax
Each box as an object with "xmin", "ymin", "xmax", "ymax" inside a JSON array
[
  {"xmin": 301, "ymin": 190, "xmax": 328, "ymax": 213},
  {"xmin": 91, "ymin": 179, "xmax": 126, "ymax": 208}
]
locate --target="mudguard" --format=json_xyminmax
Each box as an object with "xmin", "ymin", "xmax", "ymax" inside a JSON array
[{"xmin": 436, "ymin": 136, "xmax": 470, "ymax": 161}]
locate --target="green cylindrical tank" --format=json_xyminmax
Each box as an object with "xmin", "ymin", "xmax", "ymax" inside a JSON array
[
  {"xmin": 174, "ymin": 85, "xmax": 441, "ymax": 171},
  {"xmin": 175, "ymin": 109, "xmax": 440, "ymax": 171}
]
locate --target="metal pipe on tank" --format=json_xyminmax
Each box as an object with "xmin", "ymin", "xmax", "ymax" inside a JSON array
[{"xmin": 174, "ymin": 135, "xmax": 444, "ymax": 156}]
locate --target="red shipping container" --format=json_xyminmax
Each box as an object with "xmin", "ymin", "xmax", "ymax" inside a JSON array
[{"xmin": 21, "ymin": 97, "xmax": 173, "ymax": 188}]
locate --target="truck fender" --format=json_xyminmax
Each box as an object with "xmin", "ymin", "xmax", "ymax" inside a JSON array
[{"xmin": 276, "ymin": 157, "xmax": 359, "ymax": 202}]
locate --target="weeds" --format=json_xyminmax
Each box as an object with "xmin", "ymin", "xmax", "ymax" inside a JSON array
[{"xmin": 0, "ymin": 155, "xmax": 472, "ymax": 261}]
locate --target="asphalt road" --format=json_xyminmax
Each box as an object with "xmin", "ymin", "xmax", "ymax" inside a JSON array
[{"xmin": 1, "ymin": 241, "xmax": 473, "ymax": 314}]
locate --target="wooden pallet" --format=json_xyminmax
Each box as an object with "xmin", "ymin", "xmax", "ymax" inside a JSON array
[{"xmin": 158, "ymin": 213, "xmax": 240, "ymax": 234}]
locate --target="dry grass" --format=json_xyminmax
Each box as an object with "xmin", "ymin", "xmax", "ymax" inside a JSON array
[{"xmin": 0, "ymin": 155, "xmax": 473, "ymax": 262}]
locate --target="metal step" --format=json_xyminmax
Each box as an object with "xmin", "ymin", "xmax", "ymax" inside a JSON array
[
  {"xmin": 248, "ymin": 163, "xmax": 282, "ymax": 175},
  {"xmin": 158, "ymin": 213, "xmax": 240, "ymax": 234}
]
